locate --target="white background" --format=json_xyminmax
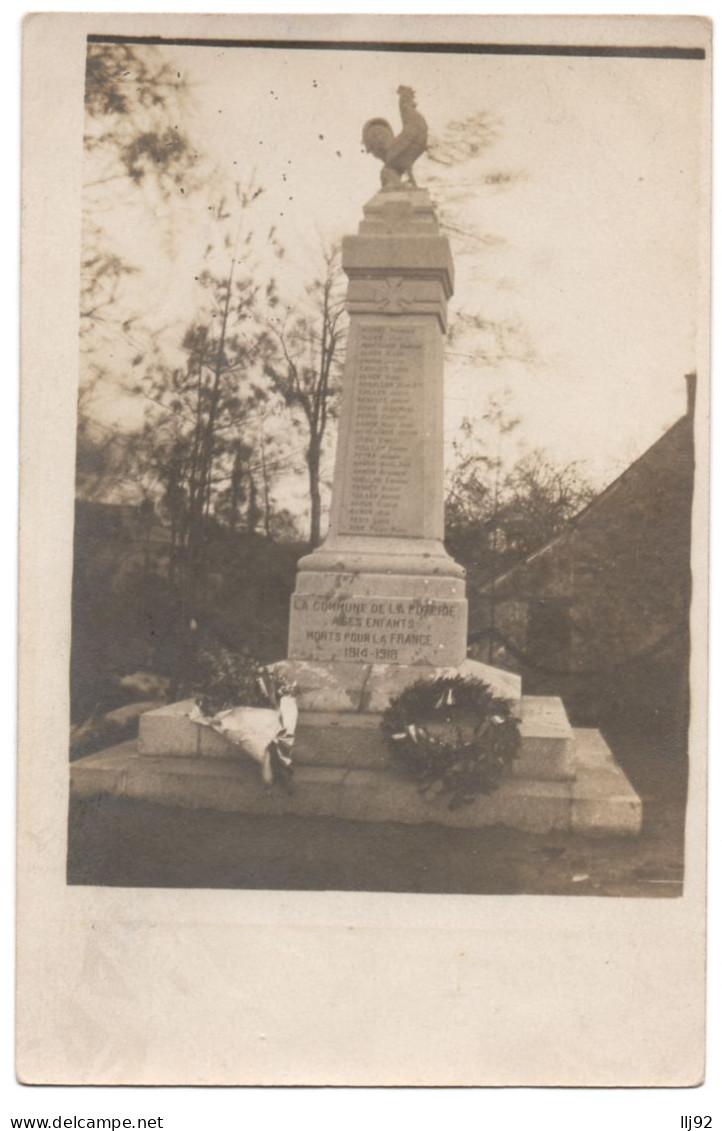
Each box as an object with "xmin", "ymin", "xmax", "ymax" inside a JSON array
[{"xmin": 3, "ymin": 0, "xmax": 719, "ymax": 1125}]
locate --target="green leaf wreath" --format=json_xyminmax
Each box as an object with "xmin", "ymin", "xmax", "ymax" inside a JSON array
[{"xmin": 381, "ymin": 675, "xmax": 521, "ymax": 810}]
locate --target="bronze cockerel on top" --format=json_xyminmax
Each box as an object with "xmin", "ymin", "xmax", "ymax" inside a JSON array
[{"xmin": 362, "ymin": 86, "xmax": 428, "ymax": 190}]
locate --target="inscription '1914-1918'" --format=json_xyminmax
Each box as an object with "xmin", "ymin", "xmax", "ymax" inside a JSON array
[{"xmin": 291, "ymin": 595, "xmax": 459, "ymax": 663}]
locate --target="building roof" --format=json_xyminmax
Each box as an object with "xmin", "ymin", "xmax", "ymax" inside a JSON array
[{"xmin": 478, "ymin": 409, "xmax": 692, "ymax": 596}]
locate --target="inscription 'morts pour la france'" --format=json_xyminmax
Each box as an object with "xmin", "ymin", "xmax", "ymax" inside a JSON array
[
  {"xmin": 291, "ymin": 594, "xmax": 460, "ymax": 664},
  {"xmin": 338, "ymin": 322, "xmax": 425, "ymax": 537}
]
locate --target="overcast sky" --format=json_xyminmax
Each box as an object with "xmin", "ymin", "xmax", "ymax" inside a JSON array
[{"xmin": 89, "ymin": 41, "xmax": 706, "ymax": 492}]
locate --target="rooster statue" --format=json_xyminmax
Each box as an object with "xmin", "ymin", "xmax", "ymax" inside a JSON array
[{"xmin": 362, "ymin": 85, "xmax": 428, "ymax": 190}]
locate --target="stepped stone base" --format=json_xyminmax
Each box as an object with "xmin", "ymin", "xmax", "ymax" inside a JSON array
[
  {"xmin": 73, "ymin": 668, "xmax": 642, "ymax": 835},
  {"xmin": 74, "ymin": 707, "xmax": 642, "ymax": 836}
]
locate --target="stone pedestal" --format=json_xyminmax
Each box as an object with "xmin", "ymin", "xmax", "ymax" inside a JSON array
[
  {"xmin": 288, "ymin": 189, "xmax": 468, "ymax": 669},
  {"xmin": 73, "ymin": 719, "xmax": 643, "ymax": 836}
]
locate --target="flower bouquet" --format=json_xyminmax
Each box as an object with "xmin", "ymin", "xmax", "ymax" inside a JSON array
[{"xmin": 186, "ymin": 637, "xmax": 297, "ymax": 790}]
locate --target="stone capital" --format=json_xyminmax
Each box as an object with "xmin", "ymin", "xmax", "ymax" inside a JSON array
[
  {"xmin": 342, "ymin": 234, "xmax": 454, "ymax": 295},
  {"xmin": 341, "ymin": 189, "xmax": 454, "ymax": 331}
]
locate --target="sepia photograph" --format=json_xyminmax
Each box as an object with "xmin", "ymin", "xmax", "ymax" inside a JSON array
[
  {"xmin": 66, "ymin": 26, "xmax": 707, "ymax": 897},
  {"xmin": 17, "ymin": 13, "xmax": 711, "ymax": 1087}
]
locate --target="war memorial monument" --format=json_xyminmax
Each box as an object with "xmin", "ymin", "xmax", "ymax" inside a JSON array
[{"xmin": 72, "ymin": 89, "xmax": 642, "ymax": 838}]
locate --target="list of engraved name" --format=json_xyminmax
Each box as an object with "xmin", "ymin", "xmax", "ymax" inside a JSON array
[{"xmin": 340, "ymin": 323, "xmax": 424, "ymax": 536}]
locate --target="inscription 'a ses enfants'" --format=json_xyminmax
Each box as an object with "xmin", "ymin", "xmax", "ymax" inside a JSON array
[{"xmin": 292, "ymin": 595, "xmax": 459, "ymax": 661}]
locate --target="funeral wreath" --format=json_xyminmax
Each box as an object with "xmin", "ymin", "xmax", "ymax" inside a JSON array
[{"xmin": 381, "ymin": 675, "xmax": 520, "ymax": 809}]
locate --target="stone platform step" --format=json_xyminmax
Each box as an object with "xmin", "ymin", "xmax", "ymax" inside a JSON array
[
  {"xmin": 292, "ymin": 694, "xmax": 574, "ymax": 780},
  {"xmin": 269, "ymin": 657, "xmax": 522, "ymax": 714},
  {"xmin": 71, "ymin": 728, "xmax": 641, "ymax": 836},
  {"xmin": 138, "ymin": 693, "xmax": 575, "ymax": 782}
]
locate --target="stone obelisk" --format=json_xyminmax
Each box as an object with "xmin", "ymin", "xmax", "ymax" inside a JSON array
[{"xmin": 287, "ymin": 90, "xmax": 467, "ymax": 671}]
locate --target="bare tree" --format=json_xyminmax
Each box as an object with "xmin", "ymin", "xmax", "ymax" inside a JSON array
[
  {"xmin": 135, "ymin": 189, "xmax": 279, "ymax": 613},
  {"xmin": 425, "ymin": 111, "xmax": 526, "ymax": 254},
  {"xmin": 84, "ymin": 43, "xmax": 194, "ymax": 190},
  {"xmin": 424, "ymin": 109, "xmax": 536, "ymax": 378},
  {"xmin": 446, "ymin": 392, "xmax": 593, "ymax": 579},
  {"xmin": 502, "ymin": 450, "xmax": 595, "ymax": 557},
  {"xmin": 446, "ymin": 393, "xmax": 521, "ymax": 555},
  {"xmin": 80, "ymin": 42, "xmax": 204, "ymax": 409},
  {"xmin": 264, "ymin": 246, "xmax": 347, "ymax": 547}
]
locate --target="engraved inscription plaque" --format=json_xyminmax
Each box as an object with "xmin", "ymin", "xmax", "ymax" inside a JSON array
[
  {"xmin": 338, "ymin": 322, "xmax": 426, "ymax": 537},
  {"xmin": 289, "ymin": 593, "xmax": 466, "ymax": 665}
]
